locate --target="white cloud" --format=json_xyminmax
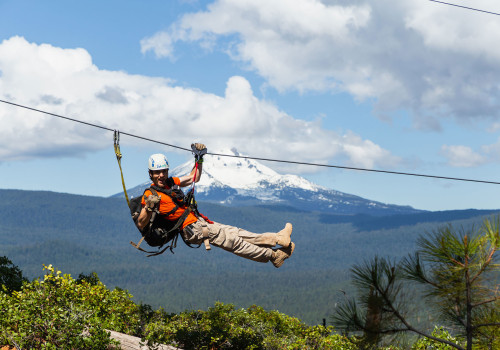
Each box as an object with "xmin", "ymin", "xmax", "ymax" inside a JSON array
[
  {"xmin": 141, "ymin": 0, "xmax": 500, "ymax": 127},
  {"xmin": 140, "ymin": 31, "xmax": 177, "ymax": 59},
  {"xmin": 480, "ymin": 137, "xmax": 500, "ymax": 163},
  {"xmin": 0, "ymin": 36, "xmax": 397, "ymax": 172},
  {"xmin": 441, "ymin": 145, "xmax": 487, "ymax": 167},
  {"xmin": 341, "ymin": 131, "xmax": 400, "ymax": 169},
  {"xmin": 442, "ymin": 135, "xmax": 500, "ymax": 167}
]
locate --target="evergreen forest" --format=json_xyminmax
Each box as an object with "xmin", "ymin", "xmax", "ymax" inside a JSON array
[{"xmin": 0, "ymin": 189, "xmax": 498, "ymax": 349}]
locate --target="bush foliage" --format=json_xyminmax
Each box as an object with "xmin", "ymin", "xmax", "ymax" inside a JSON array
[
  {"xmin": 0, "ymin": 264, "xmax": 140, "ymax": 349},
  {"xmin": 0, "ymin": 264, "xmax": 359, "ymax": 349},
  {"xmin": 1, "ymin": 262, "xmax": 494, "ymax": 349},
  {"xmin": 143, "ymin": 302, "xmax": 356, "ymax": 350}
]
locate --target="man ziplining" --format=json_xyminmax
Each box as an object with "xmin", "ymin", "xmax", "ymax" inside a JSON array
[{"xmin": 135, "ymin": 143, "xmax": 295, "ymax": 268}]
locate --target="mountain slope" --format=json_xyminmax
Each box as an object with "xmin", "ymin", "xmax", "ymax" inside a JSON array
[
  {"xmin": 1, "ymin": 188, "xmax": 498, "ymax": 325},
  {"xmin": 116, "ymin": 148, "xmax": 422, "ymax": 216}
]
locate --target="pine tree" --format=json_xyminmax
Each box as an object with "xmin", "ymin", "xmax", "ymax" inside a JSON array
[
  {"xmin": 0, "ymin": 256, "xmax": 27, "ymax": 294},
  {"xmin": 332, "ymin": 217, "xmax": 500, "ymax": 350}
]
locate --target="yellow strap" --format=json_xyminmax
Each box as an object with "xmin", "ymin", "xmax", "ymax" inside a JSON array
[{"xmin": 114, "ymin": 130, "xmax": 130, "ymax": 208}]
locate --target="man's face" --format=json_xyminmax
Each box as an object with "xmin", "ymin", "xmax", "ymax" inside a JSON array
[{"xmin": 150, "ymin": 169, "xmax": 168, "ymax": 188}]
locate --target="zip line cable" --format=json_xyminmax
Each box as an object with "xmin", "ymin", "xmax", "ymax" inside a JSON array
[
  {"xmin": 205, "ymin": 152, "xmax": 500, "ymax": 185},
  {"xmin": 2, "ymin": 98, "xmax": 500, "ymax": 186},
  {"xmin": 429, "ymin": 0, "xmax": 500, "ymax": 16},
  {"xmin": 0, "ymin": 99, "xmax": 190, "ymax": 153}
]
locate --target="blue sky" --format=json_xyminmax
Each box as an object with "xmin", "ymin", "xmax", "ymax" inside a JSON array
[{"xmin": 1, "ymin": 0, "xmax": 500, "ymax": 211}]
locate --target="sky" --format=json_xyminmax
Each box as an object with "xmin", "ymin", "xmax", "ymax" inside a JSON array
[{"xmin": 1, "ymin": 0, "xmax": 500, "ymax": 211}]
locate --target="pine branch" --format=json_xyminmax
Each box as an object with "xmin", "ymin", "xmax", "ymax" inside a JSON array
[
  {"xmin": 474, "ymin": 322, "xmax": 500, "ymax": 329},
  {"xmin": 471, "ymin": 296, "xmax": 499, "ymax": 308},
  {"xmin": 371, "ymin": 275, "xmax": 465, "ymax": 350},
  {"xmin": 470, "ymin": 248, "xmax": 495, "ymax": 284}
]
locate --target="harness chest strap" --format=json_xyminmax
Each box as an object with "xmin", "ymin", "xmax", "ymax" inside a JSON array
[
  {"xmin": 130, "ymin": 187, "xmax": 181, "ymax": 254},
  {"xmin": 153, "ymin": 185, "xmax": 211, "ymax": 251},
  {"xmin": 150, "ymin": 197, "xmax": 210, "ymax": 253},
  {"xmin": 134, "ymin": 185, "xmax": 212, "ymax": 253}
]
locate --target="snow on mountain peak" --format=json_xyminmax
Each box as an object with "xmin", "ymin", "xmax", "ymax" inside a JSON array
[
  {"xmin": 170, "ymin": 148, "xmax": 323, "ymax": 193},
  {"xmin": 173, "ymin": 149, "xmax": 268, "ymax": 186}
]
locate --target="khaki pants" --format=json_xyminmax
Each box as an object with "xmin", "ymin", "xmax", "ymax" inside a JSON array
[{"xmin": 182, "ymin": 219, "xmax": 275, "ymax": 263}]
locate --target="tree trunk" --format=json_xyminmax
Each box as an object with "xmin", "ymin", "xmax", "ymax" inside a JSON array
[{"xmin": 108, "ymin": 330, "xmax": 179, "ymax": 350}]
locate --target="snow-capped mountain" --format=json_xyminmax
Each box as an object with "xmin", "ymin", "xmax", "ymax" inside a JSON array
[{"xmin": 117, "ymin": 148, "xmax": 422, "ymax": 216}]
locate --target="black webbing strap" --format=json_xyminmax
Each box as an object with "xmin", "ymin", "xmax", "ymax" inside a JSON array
[
  {"xmin": 131, "ymin": 186, "xmax": 196, "ymax": 256},
  {"xmin": 148, "ymin": 187, "xmax": 179, "ymax": 217},
  {"xmin": 144, "ymin": 234, "xmax": 179, "ymax": 257},
  {"xmin": 130, "ymin": 187, "xmax": 177, "ymax": 252},
  {"xmin": 143, "ymin": 207, "xmax": 195, "ymax": 257}
]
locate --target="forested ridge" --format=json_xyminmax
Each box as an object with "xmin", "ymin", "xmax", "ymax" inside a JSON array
[{"xmin": 1, "ymin": 188, "xmax": 498, "ymax": 325}]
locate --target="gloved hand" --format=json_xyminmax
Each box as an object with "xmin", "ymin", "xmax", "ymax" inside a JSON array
[
  {"xmin": 145, "ymin": 194, "xmax": 161, "ymax": 212},
  {"xmin": 191, "ymin": 143, "xmax": 207, "ymax": 162},
  {"xmin": 192, "ymin": 143, "xmax": 206, "ymax": 151}
]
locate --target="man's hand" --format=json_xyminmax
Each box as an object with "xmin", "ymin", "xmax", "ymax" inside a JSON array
[
  {"xmin": 192, "ymin": 143, "xmax": 207, "ymax": 152},
  {"xmin": 145, "ymin": 194, "xmax": 161, "ymax": 212},
  {"xmin": 191, "ymin": 143, "xmax": 207, "ymax": 161}
]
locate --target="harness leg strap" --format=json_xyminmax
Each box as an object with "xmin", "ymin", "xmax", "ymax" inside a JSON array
[
  {"xmin": 201, "ymin": 222, "xmax": 211, "ymax": 250},
  {"xmin": 130, "ymin": 236, "xmax": 145, "ymax": 250}
]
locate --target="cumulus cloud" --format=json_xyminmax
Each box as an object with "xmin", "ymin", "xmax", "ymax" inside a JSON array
[
  {"xmin": 480, "ymin": 138, "xmax": 500, "ymax": 163},
  {"xmin": 441, "ymin": 135, "xmax": 500, "ymax": 168},
  {"xmin": 96, "ymin": 86, "xmax": 129, "ymax": 104},
  {"xmin": 441, "ymin": 144, "xmax": 487, "ymax": 168},
  {"xmin": 141, "ymin": 0, "xmax": 500, "ymax": 129},
  {"xmin": 0, "ymin": 36, "xmax": 398, "ymax": 172},
  {"xmin": 141, "ymin": 31, "xmax": 177, "ymax": 59}
]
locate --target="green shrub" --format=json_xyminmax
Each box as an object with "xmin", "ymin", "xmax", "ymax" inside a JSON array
[
  {"xmin": 144, "ymin": 302, "xmax": 357, "ymax": 350},
  {"xmin": 0, "ymin": 264, "xmax": 141, "ymax": 349}
]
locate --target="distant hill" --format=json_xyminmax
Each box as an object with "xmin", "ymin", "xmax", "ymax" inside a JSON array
[
  {"xmin": 1, "ymin": 188, "xmax": 498, "ymax": 325},
  {"xmin": 112, "ymin": 148, "xmax": 423, "ymax": 216}
]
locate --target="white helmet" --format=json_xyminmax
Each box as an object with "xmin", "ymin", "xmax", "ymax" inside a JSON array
[{"xmin": 148, "ymin": 153, "xmax": 169, "ymax": 171}]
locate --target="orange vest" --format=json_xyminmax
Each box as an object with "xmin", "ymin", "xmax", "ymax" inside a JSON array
[{"xmin": 141, "ymin": 177, "xmax": 198, "ymax": 229}]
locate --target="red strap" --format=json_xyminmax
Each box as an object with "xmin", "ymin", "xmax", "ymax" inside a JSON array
[
  {"xmin": 192, "ymin": 161, "xmax": 199, "ymax": 189},
  {"xmin": 198, "ymin": 212, "xmax": 214, "ymax": 224},
  {"xmin": 190, "ymin": 160, "xmax": 214, "ymax": 223}
]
